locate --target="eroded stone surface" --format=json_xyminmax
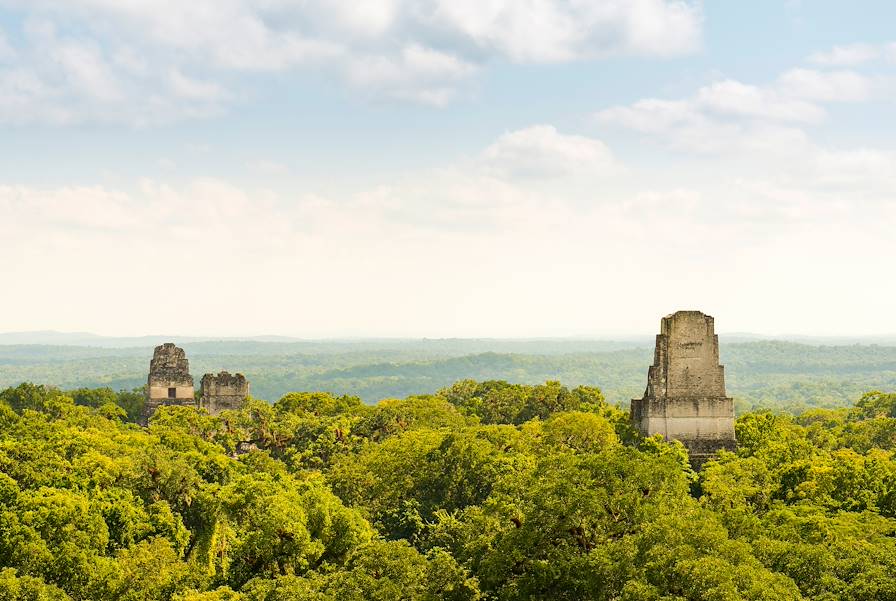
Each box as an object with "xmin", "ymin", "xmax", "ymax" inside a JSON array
[
  {"xmin": 200, "ymin": 371, "xmax": 249, "ymax": 415},
  {"xmin": 631, "ymin": 311, "xmax": 737, "ymax": 465},
  {"xmin": 143, "ymin": 343, "xmax": 195, "ymax": 423}
]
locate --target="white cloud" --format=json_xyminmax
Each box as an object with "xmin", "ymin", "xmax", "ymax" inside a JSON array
[
  {"xmin": 345, "ymin": 43, "xmax": 478, "ymax": 105},
  {"xmin": 402, "ymin": 43, "xmax": 477, "ymax": 79},
  {"xmin": 776, "ymin": 68, "xmax": 872, "ymax": 102},
  {"xmin": 0, "ymin": 20, "xmax": 231, "ymax": 125},
  {"xmin": 50, "ymin": 39, "xmax": 123, "ymax": 102},
  {"xmin": 168, "ymin": 68, "xmax": 227, "ymax": 101},
  {"xmin": 481, "ymin": 125, "xmax": 618, "ymax": 178},
  {"xmin": 112, "ymin": 46, "xmax": 148, "ymax": 75},
  {"xmin": 1, "ymin": 121, "xmax": 894, "ymax": 336},
  {"xmin": 3, "ymin": 168, "xmax": 892, "ymax": 338},
  {"xmin": 590, "ymin": 54, "xmax": 896, "ymax": 250},
  {"xmin": 0, "ymin": 68, "xmax": 70, "ymax": 125},
  {"xmin": 593, "ymin": 46, "xmax": 886, "ymax": 155},
  {"xmin": 594, "ymin": 63, "xmax": 879, "ymax": 155},
  {"xmin": 595, "ymin": 96, "xmax": 813, "ymax": 155},
  {"xmin": 310, "ymin": 0, "xmax": 401, "ymax": 38},
  {"xmin": 431, "ymin": 0, "xmax": 701, "ymax": 62},
  {"xmin": 809, "ymin": 148, "xmax": 896, "ymax": 188},
  {"xmin": 69, "ymin": 0, "xmax": 702, "ymax": 65},
  {"xmin": 0, "ymin": 0, "xmax": 703, "ymax": 123},
  {"xmin": 695, "ymin": 79, "xmax": 825, "ymax": 122},
  {"xmin": 596, "ymin": 99, "xmax": 698, "ymax": 134},
  {"xmin": 809, "ymin": 43, "xmax": 880, "ymax": 66},
  {"xmin": 0, "ymin": 184, "xmax": 137, "ymax": 230},
  {"xmin": 808, "ymin": 41, "xmax": 896, "ymax": 68}
]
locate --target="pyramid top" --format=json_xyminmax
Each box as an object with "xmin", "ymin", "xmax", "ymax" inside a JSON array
[
  {"xmin": 646, "ymin": 310, "xmax": 726, "ymax": 400},
  {"xmin": 148, "ymin": 342, "xmax": 193, "ymax": 386}
]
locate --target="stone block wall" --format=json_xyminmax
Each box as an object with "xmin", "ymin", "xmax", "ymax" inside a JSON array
[
  {"xmin": 199, "ymin": 371, "xmax": 249, "ymax": 415},
  {"xmin": 632, "ymin": 311, "xmax": 737, "ymax": 465},
  {"xmin": 143, "ymin": 343, "xmax": 194, "ymax": 424}
]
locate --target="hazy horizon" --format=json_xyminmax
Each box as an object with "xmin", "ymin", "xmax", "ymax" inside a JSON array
[{"xmin": 3, "ymin": 328, "xmax": 896, "ymax": 347}]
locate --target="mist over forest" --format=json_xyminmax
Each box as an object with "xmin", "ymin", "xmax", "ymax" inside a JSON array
[{"xmin": 2, "ymin": 335, "xmax": 895, "ymax": 413}]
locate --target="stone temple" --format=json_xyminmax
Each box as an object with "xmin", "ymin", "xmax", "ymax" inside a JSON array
[
  {"xmin": 630, "ymin": 311, "xmax": 737, "ymax": 465},
  {"xmin": 144, "ymin": 343, "xmax": 195, "ymax": 423},
  {"xmin": 143, "ymin": 343, "xmax": 249, "ymax": 421},
  {"xmin": 200, "ymin": 371, "xmax": 250, "ymax": 415}
]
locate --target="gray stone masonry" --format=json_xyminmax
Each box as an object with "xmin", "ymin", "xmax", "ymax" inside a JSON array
[
  {"xmin": 199, "ymin": 371, "xmax": 249, "ymax": 415},
  {"xmin": 143, "ymin": 343, "xmax": 194, "ymax": 424},
  {"xmin": 631, "ymin": 311, "xmax": 737, "ymax": 466}
]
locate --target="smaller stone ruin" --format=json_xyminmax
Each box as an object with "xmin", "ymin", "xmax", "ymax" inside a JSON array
[
  {"xmin": 200, "ymin": 371, "xmax": 249, "ymax": 415},
  {"xmin": 144, "ymin": 343, "xmax": 195, "ymax": 423}
]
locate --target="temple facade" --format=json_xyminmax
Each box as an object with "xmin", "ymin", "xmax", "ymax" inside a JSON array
[
  {"xmin": 143, "ymin": 343, "xmax": 195, "ymax": 424},
  {"xmin": 630, "ymin": 311, "xmax": 737, "ymax": 465}
]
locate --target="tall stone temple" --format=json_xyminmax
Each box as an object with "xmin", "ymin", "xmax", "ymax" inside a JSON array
[
  {"xmin": 143, "ymin": 343, "xmax": 195, "ymax": 423},
  {"xmin": 143, "ymin": 343, "xmax": 249, "ymax": 422},
  {"xmin": 630, "ymin": 311, "xmax": 737, "ymax": 465}
]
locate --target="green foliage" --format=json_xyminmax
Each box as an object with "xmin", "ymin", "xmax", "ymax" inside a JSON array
[
  {"xmin": 274, "ymin": 391, "xmax": 364, "ymax": 417},
  {"xmin": 352, "ymin": 395, "xmax": 470, "ymax": 441},
  {"xmin": 3, "ymin": 379, "xmax": 896, "ymax": 600},
  {"xmin": 67, "ymin": 386, "xmax": 145, "ymax": 421},
  {"xmin": 0, "ymin": 382, "xmax": 73, "ymax": 416},
  {"xmin": 852, "ymin": 390, "xmax": 896, "ymax": 419},
  {"xmin": 0, "ymin": 568, "xmax": 71, "ymax": 601},
  {"xmin": 438, "ymin": 379, "xmax": 607, "ymax": 425},
  {"xmin": 540, "ymin": 411, "xmax": 619, "ymax": 452}
]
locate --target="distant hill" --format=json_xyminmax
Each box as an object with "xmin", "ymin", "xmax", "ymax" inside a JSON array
[
  {"xmin": 0, "ymin": 332, "xmax": 654, "ymax": 354},
  {"xmin": 3, "ymin": 330, "xmax": 896, "ymax": 348},
  {"xmin": 1, "ymin": 338, "xmax": 894, "ymax": 412}
]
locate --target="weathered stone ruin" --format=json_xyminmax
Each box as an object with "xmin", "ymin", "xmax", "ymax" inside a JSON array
[
  {"xmin": 199, "ymin": 371, "xmax": 249, "ymax": 415},
  {"xmin": 143, "ymin": 343, "xmax": 250, "ymax": 422},
  {"xmin": 630, "ymin": 311, "xmax": 737, "ymax": 465},
  {"xmin": 143, "ymin": 343, "xmax": 195, "ymax": 423}
]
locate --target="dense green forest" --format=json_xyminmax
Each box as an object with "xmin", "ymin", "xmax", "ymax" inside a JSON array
[
  {"xmin": 2, "ymin": 340, "xmax": 895, "ymax": 412},
  {"xmin": 2, "ymin": 380, "xmax": 896, "ymax": 600}
]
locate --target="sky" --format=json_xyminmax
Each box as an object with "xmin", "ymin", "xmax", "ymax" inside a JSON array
[{"xmin": 1, "ymin": 0, "xmax": 894, "ymax": 338}]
